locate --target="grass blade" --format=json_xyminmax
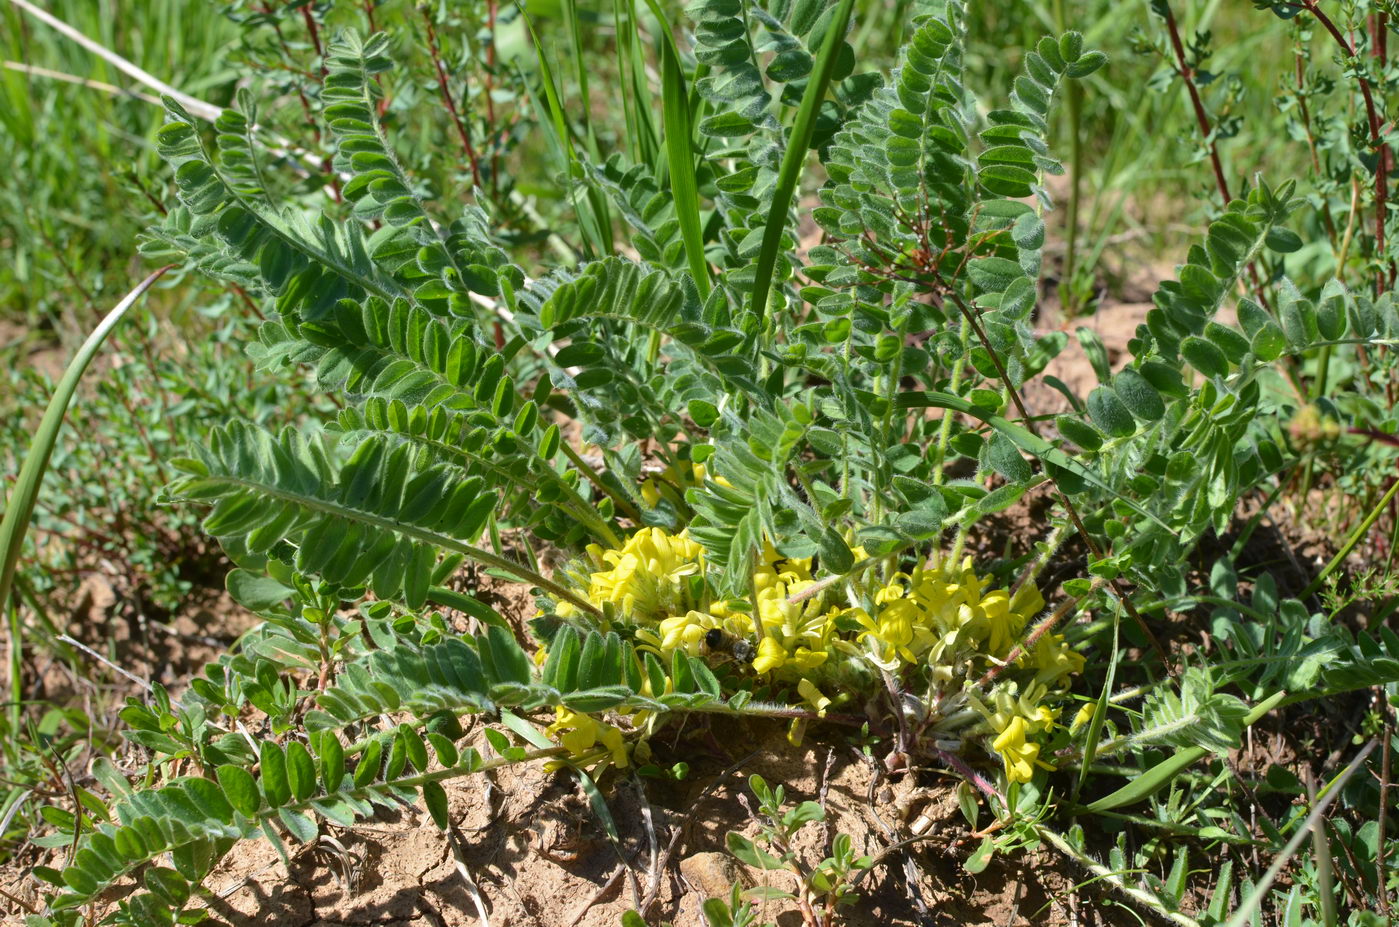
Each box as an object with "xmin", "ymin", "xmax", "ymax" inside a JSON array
[
  {"xmin": 1222, "ymin": 740, "xmax": 1374, "ymax": 927},
  {"xmin": 5, "ymin": 0, "xmax": 221, "ymax": 121},
  {"xmin": 1, "ymin": 265, "xmax": 170, "ymax": 736},
  {"xmin": 520, "ymin": 10, "xmax": 612, "ymax": 257},
  {"xmin": 0, "ymin": 265, "xmax": 172, "ymax": 619},
  {"xmin": 748, "ymin": 0, "xmax": 856, "ymax": 319},
  {"xmin": 659, "ymin": 27, "xmax": 710, "ymax": 300},
  {"xmin": 1073, "ymin": 599, "xmax": 1121, "ymax": 800},
  {"xmin": 1304, "ymin": 767, "xmax": 1338, "ymax": 927},
  {"xmin": 1298, "ymin": 475, "xmax": 1399, "ymax": 600},
  {"xmin": 614, "ymin": 0, "xmax": 658, "ymax": 165}
]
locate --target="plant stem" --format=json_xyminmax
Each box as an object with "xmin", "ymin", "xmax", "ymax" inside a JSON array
[
  {"xmin": 209, "ymin": 472, "xmax": 605, "ymax": 619},
  {"xmin": 1081, "ymin": 690, "xmax": 1287, "ymax": 815},
  {"xmin": 298, "ymin": 1, "xmax": 324, "ymax": 63},
  {"xmin": 1378, "ymin": 709, "xmax": 1393, "ymax": 918},
  {"xmin": 942, "ymin": 287, "xmax": 1171, "ymax": 671},
  {"xmin": 973, "ymin": 576, "xmax": 1104, "ymax": 690},
  {"xmin": 558, "ymin": 440, "xmax": 642, "ymax": 522},
  {"xmin": 872, "ymin": 310, "xmax": 914, "ymax": 524},
  {"xmin": 1296, "ymin": 0, "xmax": 1392, "ymax": 293},
  {"xmin": 931, "ymin": 316, "xmax": 970, "ymax": 485},
  {"xmin": 6, "ymin": 603, "xmax": 20, "ymax": 748},
  {"xmin": 1036, "ymin": 823, "xmax": 1202, "ymax": 927},
  {"xmin": 1222, "ymin": 740, "xmax": 1376, "ymax": 927},
  {"xmin": 484, "ymin": 0, "xmax": 500, "ymax": 195},
  {"xmin": 749, "ymin": 0, "xmax": 855, "ymax": 320},
  {"xmin": 1052, "ymin": 0, "xmax": 1084, "ymax": 316},
  {"xmin": 1157, "ymin": 0, "xmax": 1270, "ymax": 307},
  {"xmin": 1160, "ymin": 1, "xmax": 1229, "ymax": 202},
  {"xmin": 421, "ymin": 7, "xmax": 483, "ymax": 190},
  {"xmin": 1010, "ymin": 521, "xmax": 1067, "ymax": 595},
  {"xmin": 1312, "ymin": 343, "xmax": 1331, "ymax": 399},
  {"xmin": 1292, "ymin": 34, "xmax": 1341, "ymax": 251}
]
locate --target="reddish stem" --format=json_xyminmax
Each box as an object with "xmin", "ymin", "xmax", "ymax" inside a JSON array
[
  {"xmin": 941, "ymin": 287, "xmax": 1173, "ymax": 673},
  {"xmin": 299, "ymin": 1, "xmax": 325, "ymax": 65},
  {"xmin": 230, "ymin": 284, "xmax": 266, "ymax": 321},
  {"xmin": 1160, "ymin": 2, "xmax": 1231, "ymax": 202},
  {"xmin": 1299, "ymin": 0, "xmax": 1392, "ymax": 293},
  {"xmin": 422, "ymin": 9, "xmax": 483, "ymax": 190},
  {"xmin": 973, "ymin": 579, "xmax": 1104, "ymax": 690},
  {"xmin": 1376, "ymin": 8, "xmax": 1392, "ymax": 290},
  {"xmin": 1159, "ymin": 1, "xmax": 1271, "ymax": 307},
  {"xmin": 268, "ymin": 4, "xmax": 341, "ymax": 202}
]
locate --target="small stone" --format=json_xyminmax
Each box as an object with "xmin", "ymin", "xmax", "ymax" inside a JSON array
[{"xmin": 679, "ymin": 851, "xmax": 745, "ymax": 899}]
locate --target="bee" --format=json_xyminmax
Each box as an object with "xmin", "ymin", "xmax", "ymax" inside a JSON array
[{"xmin": 704, "ymin": 628, "xmax": 755, "ymax": 664}]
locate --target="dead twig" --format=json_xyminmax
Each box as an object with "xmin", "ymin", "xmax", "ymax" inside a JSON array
[
  {"xmin": 446, "ymin": 823, "xmax": 492, "ymax": 927},
  {"xmin": 632, "ymin": 772, "xmax": 662, "ymax": 910},
  {"xmin": 563, "ymin": 862, "xmax": 630, "ymax": 927}
]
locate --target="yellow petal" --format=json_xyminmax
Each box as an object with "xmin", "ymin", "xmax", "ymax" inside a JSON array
[
  {"xmin": 797, "ymin": 678, "xmax": 831, "ymax": 713},
  {"xmin": 752, "ymin": 636, "xmax": 787, "ymax": 674}
]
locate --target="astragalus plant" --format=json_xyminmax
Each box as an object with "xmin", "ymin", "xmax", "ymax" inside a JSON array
[{"xmin": 26, "ymin": 2, "xmax": 1399, "ymax": 925}]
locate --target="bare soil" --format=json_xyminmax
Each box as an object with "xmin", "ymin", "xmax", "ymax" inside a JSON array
[{"xmin": 190, "ymin": 721, "xmax": 1099, "ymax": 927}]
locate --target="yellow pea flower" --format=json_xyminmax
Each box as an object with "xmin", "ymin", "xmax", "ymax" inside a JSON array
[
  {"xmin": 1024, "ymin": 633, "xmax": 1087, "ymax": 686},
  {"xmin": 656, "ymin": 611, "xmax": 712, "ymax": 655},
  {"xmin": 570, "ymin": 527, "xmax": 705, "ymax": 620},
  {"xmin": 545, "ymin": 708, "xmax": 630, "ymax": 769},
  {"xmin": 992, "ymin": 715, "xmax": 1042, "ymax": 784},
  {"xmin": 640, "ymin": 478, "xmax": 662, "ymax": 508}
]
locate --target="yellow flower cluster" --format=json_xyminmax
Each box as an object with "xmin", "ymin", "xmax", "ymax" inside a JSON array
[
  {"xmin": 740, "ymin": 544, "xmax": 834, "ymax": 674},
  {"xmin": 550, "ymin": 527, "xmax": 1085, "ymax": 786},
  {"xmin": 545, "ymin": 707, "xmax": 630, "ymax": 770},
  {"xmin": 850, "ymin": 563, "xmax": 1083, "ymax": 690},
  {"xmin": 975, "ymin": 685, "xmax": 1060, "ymax": 784},
  {"xmin": 555, "ymin": 527, "xmax": 705, "ymax": 621}
]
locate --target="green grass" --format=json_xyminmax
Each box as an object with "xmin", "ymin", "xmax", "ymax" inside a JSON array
[{"xmin": 0, "ymin": 0, "xmax": 240, "ymax": 329}]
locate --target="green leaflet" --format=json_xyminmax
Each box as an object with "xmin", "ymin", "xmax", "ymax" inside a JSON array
[
  {"xmin": 1080, "ymin": 690, "xmax": 1285, "ymax": 813},
  {"xmin": 895, "ymin": 390, "xmax": 1173, "ymax": 533}
]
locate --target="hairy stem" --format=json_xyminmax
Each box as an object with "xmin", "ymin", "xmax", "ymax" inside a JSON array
[
  {"xmin": 206, "ymin": 473, "xmax": 604, "ymax": 619},
  {"xmin": 1036, "ymin": 823, "xmax": 1202, "ymax": 927},
  {"xmin": 558, "ymin": 440, "xmax": 642, "ymax": 523}
]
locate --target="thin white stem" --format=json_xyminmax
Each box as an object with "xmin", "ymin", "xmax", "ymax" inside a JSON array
[{"xmin": 2, "ymin": 60, "xmax": 159, "ymax": 104}]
